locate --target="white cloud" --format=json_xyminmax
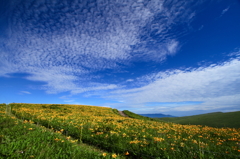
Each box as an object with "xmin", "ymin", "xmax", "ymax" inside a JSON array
[
  {"xmin": 24, "ymin": 67, "xmax": 118, "ymax": 94},
  {"xmin": 107, "ymin": 57, "xmax": 240, "ymax": 112},
  {"xmin": 126, "ymin": 79, "xmax": 134, "ymax": 82},
  {"xmin": 221, "ymin": 6, "xmax": 230, "ymax": 16},
  {"xmin": 2, "ymin": 0, "xmax": 198, "ymax": 65},
  {"xmin": 70, "ymin": 84, "xmax": 118, "ymax": 95},
  {"xmin": 20, "ymin": 91, "xmax": 31, "ymax": 95},
  {"xmin": 64, "ymin": 99, "xmax": 75, "ymax": 103},
  {"xmin": 25, "ymin": 67, "xmax": 80, "ymax": 94},
  {"xmin": 0, "ymin": 0, "xmax": 207, "ymax": 96},
  {"xmin": 167, "ymin": 40, "xmax": 179, "ymax": 55}
]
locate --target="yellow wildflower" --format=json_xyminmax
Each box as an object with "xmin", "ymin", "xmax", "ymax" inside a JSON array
[
  {"xmin": 66, "ymin": 136, "xmax": 71, "ymax": 140},
  {"xmin": 112, "ymin": 153, "xmax": 117, "ymax": 158},
  {"xmin": 102, "ymin": 153, "xmax": 107, "ymax": 157}
]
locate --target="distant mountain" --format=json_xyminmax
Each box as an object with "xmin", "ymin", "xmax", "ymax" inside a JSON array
[{"xmin": 139, "ymin": 114, "xmax": 176, "ymax": 118}]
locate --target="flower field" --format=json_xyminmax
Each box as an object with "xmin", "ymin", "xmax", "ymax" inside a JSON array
[
  {"xmin": 0, "ymin": 104, "xmax": 117, "ymax": 159},
  {"xmin": 2, "ymin": 103, "xmax": 240, "ymax": 158}
]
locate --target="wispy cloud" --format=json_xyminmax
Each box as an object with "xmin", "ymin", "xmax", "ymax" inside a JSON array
[
  {"xmin": 221, "ymin": 6, "xmax": 230, "ymax": 16},
  {"xmin": 63, "ymin": 99, "xmax": 75, "ymax": 103},
  {"xmin": 106, "ymin": 53, "xmax": 240, "ymax": 113},
  {"xmin": 20, "ymin": 91, "xmax": 31, "ymax": 95},
  {"xmin": 0, "ymin": 0, "xmax": 207, "ymax": 95},
  {"xmin": 126, "ymin": 79, "xmax": 134, "ymax": 82}
]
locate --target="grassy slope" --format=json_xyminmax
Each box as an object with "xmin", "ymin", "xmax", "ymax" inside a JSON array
[
  {"xmin": 122, "ymin": 110, "xmax": 162, "ymax": 122},
  {"xmin": 0, "ymin": 104, "xmax": 124, "ymax": 159},
  {"xmin": 2, "ymin": 104, "xmax": 240, "ymax": 158},
  {"xmin": 160, "ymin": 111, "xmax": 240, "ymax": 128}
]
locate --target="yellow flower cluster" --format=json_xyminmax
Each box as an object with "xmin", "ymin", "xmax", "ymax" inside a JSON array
[
  {"xmin": 153, "ymin": 137, "xmax": 164, "ymax": 142},
  {"xmin": 11, "ymin": 103, "xmax": 240, "ymax": 157}
]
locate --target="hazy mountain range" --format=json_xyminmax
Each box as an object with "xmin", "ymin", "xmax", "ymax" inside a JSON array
[{"xmin": 138, "ymin": 114, "xmax": 176, "ymax": 118}]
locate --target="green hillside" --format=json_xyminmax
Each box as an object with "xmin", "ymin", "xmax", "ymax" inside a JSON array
[
  {"xmin": 1, "ymin": 104, "xmax": 240, "ymax": 158},
  {"xmin": 160, "ymin": 111, "xmax": 240, "ymax": 128}
]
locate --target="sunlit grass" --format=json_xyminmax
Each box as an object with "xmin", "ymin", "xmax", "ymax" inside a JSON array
[
  {"xmin": 0, "ymin": 104, "xmax": 125, "ymax": 159},
  {"xmin": 2, "ymin": 103, "xmax": 240, "ymax": 159}
]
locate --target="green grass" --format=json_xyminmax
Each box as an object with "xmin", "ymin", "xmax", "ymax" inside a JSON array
[
  {"xmin": 1, "ymin": 103, "xmax": 240, "ymax": 159},
  {"xmin": 0, "ymin": 104, "xmax": 124, "ymax": 159},
  {"xmin": 160, "ymin": 111, "xmax": 240, "ymax": 128},
  {"xmin": 122, "ymin": 110, "xmax": 161, "ymax": 122},
  {"xmin": 112, "ymin": 109, "xmax": 122, "ymax": 116}
]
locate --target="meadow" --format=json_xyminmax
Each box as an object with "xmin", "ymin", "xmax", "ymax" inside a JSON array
[
  {"xmin": 0, "ymin": 103, "xmax": 119, "ymax": 159},
  {"xmin": 1, "ymin": 103, "xmax": 240, "ymax": 159},
  {"xmin": 160, "ymin": 111, "xmax": 240, "ymax": 128}
]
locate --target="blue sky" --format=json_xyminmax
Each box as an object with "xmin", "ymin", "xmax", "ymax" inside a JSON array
[{"xmin": 0, "ymin": 0, "xmax": 240, "ymax": 116}]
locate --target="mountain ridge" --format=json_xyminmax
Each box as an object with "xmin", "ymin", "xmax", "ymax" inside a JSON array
[{"xmin": 138, "ymin": 113, "xmax": 176, "ymax": 118}]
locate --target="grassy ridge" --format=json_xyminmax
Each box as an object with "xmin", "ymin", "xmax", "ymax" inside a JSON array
[
  {"xmin": 122, "ymin": 110, "xmax": 161, "ymax": 122},
  {"xmin": 160, "ymin": 111, "xmax": 240, "ymax": 128}
]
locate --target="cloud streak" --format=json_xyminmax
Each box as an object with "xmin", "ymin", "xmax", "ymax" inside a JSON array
[
  {"xmin": 106, "ymin": 54, "xmax": 240, "ymax": 113},
  {"xmin": 221, "ymin": 6, "xmax": 230, "ymax": 16},
  {"xmin": 20, "ymin": 91, "xmax": 31, "ymax": 95}
]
